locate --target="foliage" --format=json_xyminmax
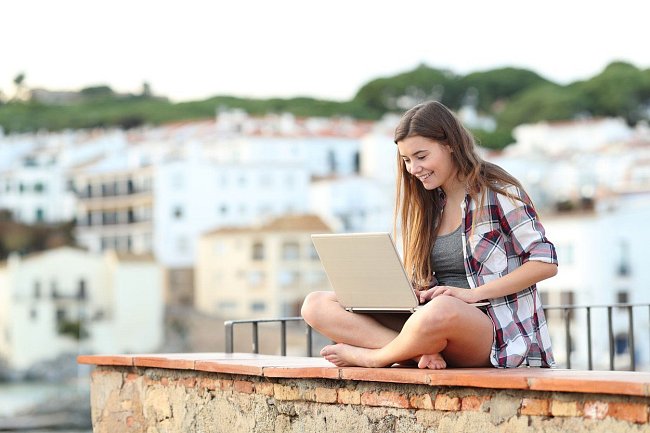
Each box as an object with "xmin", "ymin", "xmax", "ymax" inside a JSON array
[
  {"xmin": 460, "ymin": 67, "xmax": 551, "ymax": 112},
  {"xmin": 0, "ymin": 215, "xmax": 77, "ymax": 260},
  {"xmin": 0, "ymin": 61, "xmax": 649, "ymax": 151},
  {"xmin": 57, "ymin": 319, "xmax": 89, "ymax": 340},
  {"xmin": 472, "ymin": 128, "xmax": 515, "ymax": 150}
]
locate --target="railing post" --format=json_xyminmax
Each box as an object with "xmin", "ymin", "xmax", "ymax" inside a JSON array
[
  {"xmin": 564, "ymin": 308, "xmax": 572, "ymax": 369},
  {"xmin": 608, "ymin": 306, "xmax": 614, "ymax": 370},
  {"xmin": 628, "ymin": 306, "xmax": 635, "ymax": 371},
  {"xmin": 281, "ymin": 320, "xmax": 287, "ymax": 356},
  {"xmin": 306, "ymin": 325, "xmax": 313, "ymax": 357},
  {"xmin": 252, "ymin": 322, "xmax": 259, "ymax": 354},
  {"xmin": 225, "ymin": 321, "xmax": 234, "ymax": 354},
  {"xmin": 586, "ymin": 307, "xmax": 593, "ymax": 370}
]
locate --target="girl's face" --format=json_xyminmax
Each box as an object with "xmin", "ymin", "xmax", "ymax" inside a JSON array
[{"xmin": 397, "ymin": 135, "xmax": 457, "ymax": 192}]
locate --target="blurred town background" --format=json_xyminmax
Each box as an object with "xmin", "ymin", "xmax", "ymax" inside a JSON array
[{"xmin": 2, "ymin": 29, "xmax": 650, "ymax": 433}]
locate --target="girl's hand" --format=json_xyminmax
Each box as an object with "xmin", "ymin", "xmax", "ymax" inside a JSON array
[{"xmin": 427, "ymin": 285, "xmax": 481, "ymax": 304}]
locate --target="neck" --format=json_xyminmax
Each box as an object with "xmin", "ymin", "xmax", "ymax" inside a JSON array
[{"xmin": 441, "ymin": 179, "xmax": 466, "ymax": 203}]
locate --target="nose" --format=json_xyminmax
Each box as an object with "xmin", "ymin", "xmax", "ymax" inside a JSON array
[{"xmin": 409, "ymin": 160, "xmax": 421, "ymax": 175}]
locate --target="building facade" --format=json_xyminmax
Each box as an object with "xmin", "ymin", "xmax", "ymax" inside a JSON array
[
  {"xmin": 0, "ymin": 247, "xmax": 163, "ymax": 371},
  {"xmin": 194, "ymin": 214, "xmax": 332, "ymax": 319}
]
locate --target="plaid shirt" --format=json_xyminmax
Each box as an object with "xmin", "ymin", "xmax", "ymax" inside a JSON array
[{"xmin": 460, "ymin": 185, "xmax": 557, "ymax": 368}]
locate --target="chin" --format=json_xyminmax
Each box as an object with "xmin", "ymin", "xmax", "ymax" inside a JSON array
[{"xmin": 421, "ymin": 183, "xmax": 437, "ymax": 190}]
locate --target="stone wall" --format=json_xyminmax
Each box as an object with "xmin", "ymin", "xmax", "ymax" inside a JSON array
[{"xmin": 90, "ymin": 366, "xmax": 650, "ymax": 433}]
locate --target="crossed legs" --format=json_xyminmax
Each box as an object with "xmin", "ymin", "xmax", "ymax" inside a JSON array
[{"xmin": 301, "ymin": 291, "xmax": 493, "ymax": 369}]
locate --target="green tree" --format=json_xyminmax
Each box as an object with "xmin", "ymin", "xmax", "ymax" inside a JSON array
[
  {"xmin": 352, "ymin": 64, "xmax": 463, "ymax": 118},
  {"xmin": 496, "ymin": 84, "xmax": 585, "ymax": 129},
  {"xmin": 12, "ymin": 72, "xmax": 26, "ymax": 100},
  {"xmin": 571, "ymin": 61, "xmax": 650, "ymax": 124},
  {"xmin": 460, "ymin": 67, "xmax": 551, "ymax": 112}
]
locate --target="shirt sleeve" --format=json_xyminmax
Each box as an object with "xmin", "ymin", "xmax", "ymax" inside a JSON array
[{"xmin": 495, "ymin": 186, "xmax": 558, "ymax": 265}]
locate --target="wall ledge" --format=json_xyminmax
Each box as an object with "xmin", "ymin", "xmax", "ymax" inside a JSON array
[
  {"xmin": 78, "ymin": 352, "xmax": 650, "ymax": 397},
  {"xmin": 79, "ymin": 353, "xmax": 650, "ymax": 431}
]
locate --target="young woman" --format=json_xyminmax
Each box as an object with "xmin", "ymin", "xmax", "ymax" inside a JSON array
[{"xmin": 301, "ymin": 101, "xmax": 558, "ymax": 369}]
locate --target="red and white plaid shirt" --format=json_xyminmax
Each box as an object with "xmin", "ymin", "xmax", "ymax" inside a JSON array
[{"xmin": 460, "ymin": 185, "xmax": 557, "ymax": 368}]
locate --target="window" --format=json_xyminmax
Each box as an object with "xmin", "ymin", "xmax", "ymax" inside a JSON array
[
  {"xmin": 305, "ymin": 270, "xmax": 327, "ymax": 286},
  {"xmin": 615, "ymin": 333, "xmax": 629, "ymax": 355},
  {"xmin": 33, "ymin": 281, "xmax": 41, "ymax": 299},
  {"xmin": 78, "ymin": 279, "xmax": 87, "ymax": 301},
  {"xmin": 247, "ymin": 271, "xmax": 265, "ymax": 288},
  {"xmin": 617, "ymin": 240, "xmax": 631, "ymax": 276},
  {"xmin": 278, "ymin": 270, "xmax": 299, "ymax": 288},
  {"xmin": 34, "ymin": 182, "xmax": 45, "ymax": 193},
  {"xmin": 30, "ymin": 308, "xmax": 37, "ymax": 320},
  {"xmin": 560, "ymin": 290, "xmax": 575, "ymax": 320},
  {"xmin": 218, "ymin": 301, "xmax": 237, "ymax": 311},
  {"xmin": 250, "ymin": 302, "xmax": 266, "ymax": 312},
  {"xmin": 173, "ymin": 206, "xmax": 184, "ymax": 220},
  {"xmin": 252, "ymin": 242, "xmax": 264, "ymax": 260},
  {"xmin": 35, "ymin": 208, "xmax": 45, "ymax": 222},
  {"xmin": 282, "ymin": 242, "xmax": 300, "ymax": 260},
  {"xmin": 616, "ymin": 291, "xmax": 629, "ymax": 304}
]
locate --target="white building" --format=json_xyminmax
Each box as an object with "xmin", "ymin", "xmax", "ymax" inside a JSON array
[
  {"xmin": 309, "ymin": 176, "xmax": 393, "ymax": 232},
  {"xmin": 511, "ymin": 117, "xmax": 633, "ymax": 157},
  {"xmin": 0, "ymin": 129, "xmax": 130, "ymax": 224},
  {"xmin": 538, "ymin": 191, "xmax": 650, "ymax": 370},
  {"xmin": 0, "ymin": 246, "xmax": 164, "ymax": 371}
]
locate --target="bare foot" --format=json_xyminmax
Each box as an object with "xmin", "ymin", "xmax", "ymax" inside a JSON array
[
  {"xmin": 417, "ymin": 353, "xmax": 447, "ymax": 369},
  {"xmin": 320, "ymin": 344, "xmax": 386, "ymax": 367}
]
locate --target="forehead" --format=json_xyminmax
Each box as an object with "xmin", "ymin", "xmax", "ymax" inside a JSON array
[{"xmin": 397, "ymin": 136, "xmax": 442, "ymax": 155}]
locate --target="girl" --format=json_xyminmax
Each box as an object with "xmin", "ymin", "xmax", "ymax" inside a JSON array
[{"xmin": 301, "ymin": 101, "xmax": 557, "ymax": 369}]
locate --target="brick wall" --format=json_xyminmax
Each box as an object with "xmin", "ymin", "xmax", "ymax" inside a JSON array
[{"xmin": 89, "ymin": 366, "xmax": 650, "ymax": 433}]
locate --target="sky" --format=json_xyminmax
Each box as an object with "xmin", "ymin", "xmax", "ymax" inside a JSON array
[{"xmin": 2, "ymin": 0, "xmax": 649, "ymax": 103}]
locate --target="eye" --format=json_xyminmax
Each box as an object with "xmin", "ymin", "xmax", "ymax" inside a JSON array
[{"xmin": 416, "ymin": 155, "xmax": 426, "ymax": 160}]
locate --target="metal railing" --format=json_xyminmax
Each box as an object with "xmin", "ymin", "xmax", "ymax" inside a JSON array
[
  {"xmin": 224, "ymin": 303, "xmax": 650, "ymax": 371},
  {"xmin": 225, "ymin": 317, "xmax": 314, "ymax": 357},
  {"xmin": 543, "ymin": 303, "xmax": 649, "ymax": 371}
]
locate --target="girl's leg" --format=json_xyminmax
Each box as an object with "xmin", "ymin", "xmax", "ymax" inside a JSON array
[
  {"xmin": 301, "ymin": 291, "xmax": 409, "ymax": 349},
  {"xmin": 320, "ymin": 295, "xmax": 493, "ymax": 368}
]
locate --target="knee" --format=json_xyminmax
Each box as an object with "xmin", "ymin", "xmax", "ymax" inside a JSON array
[
  {"xmin": 412, "ymin": 296, "xmax": 462, "ymax": 334},
  {"xmin": 300, "ymin": 291, "xmax": 332, "ymax": 326}
]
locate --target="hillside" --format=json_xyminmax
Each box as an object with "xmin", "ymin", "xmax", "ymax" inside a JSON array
[{"xmin": 1, "ymin": 61, "xmax": 649, "ymax": 150}]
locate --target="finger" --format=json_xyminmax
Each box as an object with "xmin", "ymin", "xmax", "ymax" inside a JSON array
[{"xmin": 431, "ymin": 286, "xmax": 449, "ymax": 297}]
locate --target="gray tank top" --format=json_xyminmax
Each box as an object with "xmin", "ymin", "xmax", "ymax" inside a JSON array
[{"xmin": 431, "ymin": 224, "xmax": 471, "ymax": 289}]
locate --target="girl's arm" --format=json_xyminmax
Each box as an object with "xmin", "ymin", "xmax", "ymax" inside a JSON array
[
  {"xmin": 423, "ymin": 260, "xmax": 557, "ymax": 304},
  {"xmin": 471, "ymin": 260, "xmax": 557, "ymax": 301}
]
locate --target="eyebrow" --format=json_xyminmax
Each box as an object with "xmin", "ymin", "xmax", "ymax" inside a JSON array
[{"xmin": 400, "ymin": 150, "xmax": 428, "ymax": 158}]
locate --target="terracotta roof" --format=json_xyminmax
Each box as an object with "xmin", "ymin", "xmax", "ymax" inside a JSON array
[{"xmin": 203, "ymin": 214, "xmax": 332, "ymax": 236}]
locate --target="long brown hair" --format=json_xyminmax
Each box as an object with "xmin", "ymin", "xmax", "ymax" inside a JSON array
[{"xmin": 393, "ymin": 101, "xmax": 522, "ymax": 287}]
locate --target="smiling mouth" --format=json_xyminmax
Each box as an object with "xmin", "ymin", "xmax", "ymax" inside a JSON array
[{"xmin": 418, "ymin": 172, "xmax": 432, "ymax": 181}]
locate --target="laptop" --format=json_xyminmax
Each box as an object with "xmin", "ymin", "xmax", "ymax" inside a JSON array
[{"xmin": 311, "ymin": 232, "xmax": 488, "ymax": 313}]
